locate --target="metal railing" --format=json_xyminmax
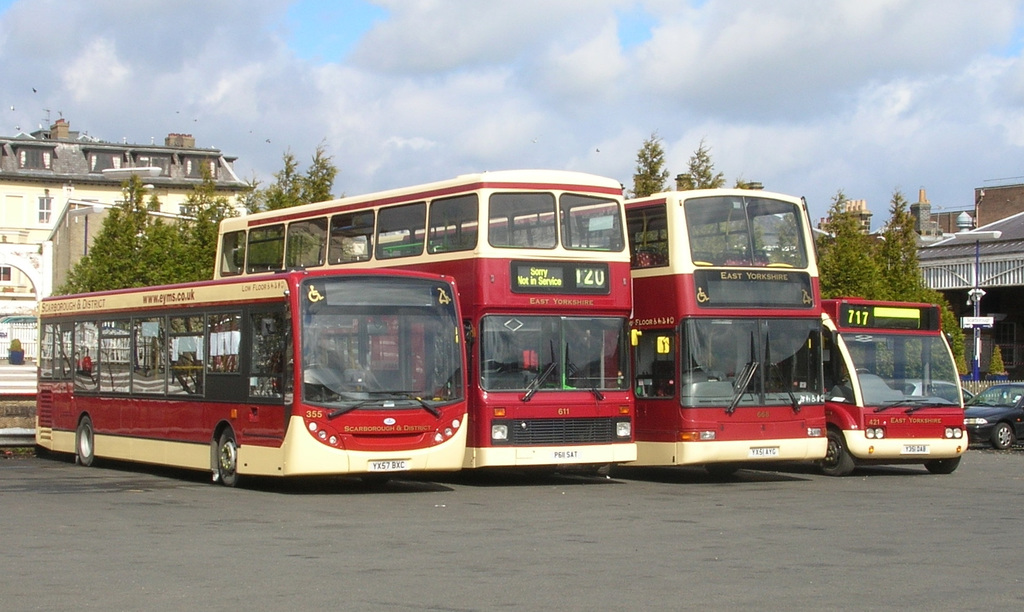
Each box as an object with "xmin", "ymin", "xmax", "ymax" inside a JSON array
[{"xmin": 0, "ymin": 322, "xmax": 37, "ymax": 361}]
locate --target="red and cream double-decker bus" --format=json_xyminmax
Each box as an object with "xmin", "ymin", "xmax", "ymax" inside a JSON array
[
  {"xmin": 214, "ymin": 170, "xmax": 635, "ymax": 469},
  {"xmin": 625, "ymin": 189, "xmax": 827, "ymax": 474},
  {"xmin": 820, "ymin": 298, "xmax": 965, "ymax": 476},
  {"xmin": 35, "ymin": 269, "xmax": 468, "ymax": 486}
]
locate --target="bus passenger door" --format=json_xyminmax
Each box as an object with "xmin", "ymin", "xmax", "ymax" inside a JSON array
[{"xmin": 633, "ymin": 328, "xmax": 678, "ymax": 441}]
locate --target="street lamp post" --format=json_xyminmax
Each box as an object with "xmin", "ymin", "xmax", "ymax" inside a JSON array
[{"xmin": 952, "ymin": 216, "xmax": 1001, "ymax": 382}]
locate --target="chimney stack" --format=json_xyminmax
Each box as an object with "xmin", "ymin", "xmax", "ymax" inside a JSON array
[
  {"xmin": 165, "ymin": 133, "xmax": 196, "ymax": 148},
  {"xmin": 50, "ymin": 118, "xmax": 70, "ymax": 140}
]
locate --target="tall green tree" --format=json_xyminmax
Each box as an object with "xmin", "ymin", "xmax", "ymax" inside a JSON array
[
  {"xmin": 262, "ymin": 151, "xmax": 303, "ymax": 211},
  {"xmin": 631, "ymin": 132, "xmax": 669, "ymax": 198},
  {"xmin": 877, "ymin": 189, "xmax": 926, "ymax": 301},
  {"xmin": 816, "ymin": 187, "xmax": 967, "ymax": 372},
  {"xmin": 676, "ymin": 138, "xmax": 725, "ymax": 190},
  {"xmin": 61, "ymin": 175, "xmax": 186, "ymax": 293},
  {"xmin": 178, "ymin": 169, "xmax": 240, "ymax": 282},
  {"xmin": 254, "ymin": 144, "xmax": 339, "ymax": 211},
  {"xmin": 300, "ymin": 142, "xmax": 339, "ymax": 204},
  {"xmin": 816, "ymin": 189, "xmax": 883, "ymax": 299}
]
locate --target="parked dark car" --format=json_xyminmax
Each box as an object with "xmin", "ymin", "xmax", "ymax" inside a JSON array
[{"xmin": 963, "ymin": 384, "xmax": 1024, "ymax": 449}]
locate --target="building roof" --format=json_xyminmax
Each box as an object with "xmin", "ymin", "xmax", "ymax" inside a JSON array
[{"xmin": 919, "ymin": 210, "xmax": 1024, "ymax": 262}]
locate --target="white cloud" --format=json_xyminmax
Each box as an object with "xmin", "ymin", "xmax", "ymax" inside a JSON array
[
  {"xmin": 61, "ymin": 38, "xmax": 131, "ymax": 103},
  {"xmin": 3, "ymin": 0, "xmax": 1024, "ymax": 224}
]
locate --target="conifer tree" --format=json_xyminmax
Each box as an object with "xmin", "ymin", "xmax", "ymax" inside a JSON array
[
  {"xmin": 877, "ymin": 189, "xmax": 926, "ymax": 301},
  {"xmin": 816, "ymin": 189, "xmax": 883, "ymax": 299},
  {"xmin": 676, "ymin": 138, "xmax": 725, "ymax": 190},
  {"xmin": 631, "ymin": 132, "xmax": 669, "ymax": 198}
]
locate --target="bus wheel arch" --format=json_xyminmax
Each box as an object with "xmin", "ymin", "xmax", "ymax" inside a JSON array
[
  {"xmin": 820, "ymin": 426, "xmax": 854, "ymax": 477},
  {"xmin": 212, "ymin": 423, "xmax": 241, "ymax": 487},
  {"xmin": 75, "ymin": 414, "xmax": 96, "ymax": 467}
]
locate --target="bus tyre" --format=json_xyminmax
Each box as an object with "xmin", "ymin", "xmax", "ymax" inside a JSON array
[
  {"xmin": 76, "ymin": 416, "xmax": 95, "ymax": 467},
  {"xmin": 991, "ymin": 422, "xmax": 1015, "ymax": 450},
  {"xmin": 216, "ymin": 429, "xmax": 241, "ymax": 487},
  {"xmin": 925, "ymin": 456, "xmax": 961, "ymax": 475},
  {"xmin": 820, "ymin": 429, "xmax": 854, "ymax": 477}
]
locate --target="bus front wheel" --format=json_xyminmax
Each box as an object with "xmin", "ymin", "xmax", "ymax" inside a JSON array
[
  {"xmin": 216, "ymin": 429, "xmax": 241, "ymax": 487},
  {"xmin": 76, "ymin": 416, "xmax": 95, "ymax": 467},
  {"xmin": 820, "ymin": 429, "xmax": 854, "ymax": 477}
]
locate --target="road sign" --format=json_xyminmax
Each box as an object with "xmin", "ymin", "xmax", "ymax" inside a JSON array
[{"xmin": 961, "ymin": 316, "xmax": 994, "ymax": 328}]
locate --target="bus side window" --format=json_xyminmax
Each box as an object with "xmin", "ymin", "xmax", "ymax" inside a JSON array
[
  {"xmin": 100, "ymin": 319, "xmax": 131, "ymax": 393},
  {"xmin": 246, "ymin": 225, "xmax": 285, "ymax": 273},
  {"xmin": 169, "ymin": 316, "xmax": 204, "ymax": 396},
  {"xmin": 249, "ymin": 311, "xmax": 285, "ymax": 398},
  {"xmin": 208, "ymin": 313, "xmax": 241, "ymax": 373},
  {"xmin": 626, "ymin": 205, "xmax": 669, "ymax": 268},
  {"xmin": 328, "ymin": 211, "xmax": 374, "ymax": 264},
  {"xmin": 286, "ymin": 218, "xmax": 327, "ymax": 268},
  {"xmin": 132, "ymin": 317, "xmax": 167, "ymax": 395},
  {"xmin": 376, "ymin": 202, "xmax": 426, "ymax": 260},
  {"xmin": 220, "ymin": 230, "xmax": 245, "ymax": 277},
  {"xmin": 74, "ymin": 320, "xmax": 98, "ymax": 391},
  {"xmin": 428, "ymin": 194, "xmax": 478, "ymax": 253}
]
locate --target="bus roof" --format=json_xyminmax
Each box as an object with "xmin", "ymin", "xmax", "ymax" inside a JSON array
[{"xmin": 233, "ymin": 169, "xmax": 624, "ymax": 227}]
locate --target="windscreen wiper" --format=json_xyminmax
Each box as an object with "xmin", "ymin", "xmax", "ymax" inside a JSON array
[
  {"xmin": 727, "ymin": 361, "xmax": 759, "ymax": 414},
  {"xmin": 522, "ymin": 361, "xmax": 557, "ymax": 402},
  {"xmin": 566, "ymin": 359, "xmax": 605, "ymax": 400},
  {"xmin": 872, "ymin": 398, "xmax": 933, "ymax": 412},
  {"xmin": 327, "ymin": 399, "xmax": 377, "ymax": 419},
  {"xmin": 390, "ymin": 392, "xmax": 442, "ymax": 417}
]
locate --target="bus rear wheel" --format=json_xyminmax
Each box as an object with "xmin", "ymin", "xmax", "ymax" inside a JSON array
[
  {"xmin": 216, "ymin": 429, "xmax": 241, "ymax": 487},
  {"xmin": 820, "ymin": 429, "xmax": 854, "ymax": 477},
  {"xmin": 76, "ymin": 416, "xmax": 95, "ymax": 467},
  {"xmin": 925, "ymin": 456, "xmax": 961, "ymax": 474}
]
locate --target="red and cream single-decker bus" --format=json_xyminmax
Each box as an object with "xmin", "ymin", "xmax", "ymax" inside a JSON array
[
  {"xmin": 820, "ymin": 298, "xmax": 965, "ymax": 476},
  {"xmin": 36, "ymin": 269, "xmax": 468, "ymax": 486}
]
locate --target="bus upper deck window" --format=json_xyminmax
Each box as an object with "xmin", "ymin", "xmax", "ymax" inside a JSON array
[
  {"xmin": 328, "ymin": 211, "xmax": 375, "ymax": 264},
  {"xmin": 220, "ymin": 230, "xmax": 245, "ymax": 277},
  {"xmin": 488, "ymin": 193, "xmax": 556, "ymax": 249},
  {"xmin": 246, "ymin": 225, "xmax": 285, "ymax": 273},
  {"xmin": 561, "ymin": 194, "xmax": 624, "ymax": 252}
]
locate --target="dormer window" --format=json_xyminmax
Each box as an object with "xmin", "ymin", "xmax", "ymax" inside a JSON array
[
  {"xmin": 89, "ymin": 151, "xmax": 122, "ymax": 172},
  {"xmin": 184, "ymin": 157, "xmax": 217, "ymax": 179},
  {"xmin": 135, "ymin": 154, "xmax": 171, "ymax": 176},
  {"xmin": 18, "ymin": 147, "xmax": 52, "ymax": 170}
]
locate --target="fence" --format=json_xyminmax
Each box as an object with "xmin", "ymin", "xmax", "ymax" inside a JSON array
[
  {"xmin": 961, "ymin": 379, "xmax": 1024, "ymax": 397},
  {"xmin": 0, "ymin": 321, "xmax": 37, "ymax": 362}
]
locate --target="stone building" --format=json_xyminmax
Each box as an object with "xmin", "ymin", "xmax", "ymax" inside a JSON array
[{"xmin": 0, "ymin": 118, "xmax": 246, "ymax": 316}]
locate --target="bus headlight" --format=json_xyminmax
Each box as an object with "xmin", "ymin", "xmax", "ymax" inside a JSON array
[
  {"xmin": 616, "ymin": 421, "xmax": 631, "ymax": 438},
  {"xmin": 865, "ymin": 427, "xmax": 884, "ymax": 439},
  {"xmin": 492, "ymin": 424, "xmax": 508, "ymax": 441},
  {"xmin": 945, "ymin": 427, "xmax": 964, "ymax": 439}
]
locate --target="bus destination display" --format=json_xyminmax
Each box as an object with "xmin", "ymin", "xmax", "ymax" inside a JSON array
[
  {"xmin": 511, "ymin": 261, "xmax": 610, "ymax": 295},
  {"xmin": 693, "ymin": 269, "xmax": 814, "ymax": 309},
  {"xmin": 838, "ymin": 303, "xmax": 938, "ymax": 330}
]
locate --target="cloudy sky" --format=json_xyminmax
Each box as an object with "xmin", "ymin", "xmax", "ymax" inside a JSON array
[{"xmin": 2, "ymin": 0, "xmax": 1024, "ymax": 226}]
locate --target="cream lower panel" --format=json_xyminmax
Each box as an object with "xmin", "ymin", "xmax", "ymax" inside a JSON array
[
  {"xmin": 47, "ymin": 429, "xmax": 75, "ymax": 455},
  {"xmin": 49, "ymin": 430, "xmax": 211, "ymax": 471},
  {"xmin": 240, "ymin": 413, "xmax": 471, "ymax": 477},
  {"xmin": 464, "ymin": 442, "xmax": 636, "ymax": 469},
  {"xmin": 844, "ymin": 433, "xmax": 966, "ymax": 461},
  {"xmin": 633, "ymin": 437, "xmax": 828, "ymax": 466}
]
